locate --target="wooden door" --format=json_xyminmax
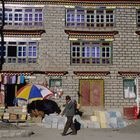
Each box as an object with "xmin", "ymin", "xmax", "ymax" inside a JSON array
[{"xmin": 80, "ymin": 79, "xmax": 104, "ymax": 107}]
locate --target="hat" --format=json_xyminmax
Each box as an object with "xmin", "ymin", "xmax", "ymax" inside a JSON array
[{"xmin": 65, "ymin": 95, "xmax": 71, "ymax": 100}]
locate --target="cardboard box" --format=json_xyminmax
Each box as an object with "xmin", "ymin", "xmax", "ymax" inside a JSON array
[
  {"xmin": 32, "ymin": 116, "xmax": 42, "ymax": 123},
  {"xmin": 7, "ymin": 106, "xmax": 26, "ymax": 115},
  {"xmin": 3, "ymin": 113, "xmax": 9, "ymax": 119},
  {"xmin": 9, "ymin": 114, "xmax": 17, "ymax": 120}
]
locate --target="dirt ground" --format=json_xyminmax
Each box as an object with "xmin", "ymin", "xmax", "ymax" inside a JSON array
[
  {"xmin": 0, "ymin": 120, "xmax": 140, "ymax": 140},
  {"xmin": 0, "ymin": 122, "xmax": 19, "ymax": 130}
]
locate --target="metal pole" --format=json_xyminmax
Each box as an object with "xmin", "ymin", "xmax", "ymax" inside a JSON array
[{"xmin": 0, "ymin": 0, "xmax": 5, "ymax": 70}]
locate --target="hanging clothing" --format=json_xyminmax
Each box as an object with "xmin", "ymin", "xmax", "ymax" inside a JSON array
[
  {"xmin": 3, "ymin": 75, "xmax": 8, "ymax": 84},
  {"xmin": 0, "ymin": 74, "xmax": 2, "ymax": 82},
  {"xmin": 12, "ymin": 75, "xmax": 16, "ymax": 84},
  {"xmin": 20, "ymin": 75, "xmax": 25, "ymax": 84},
  {"xmin": 0, "ymin": 84, "xmax": 5, "ymax": 104},
  {"xmin": 17, "ymin": 76, "xmax": 20, "ymax": 84}
]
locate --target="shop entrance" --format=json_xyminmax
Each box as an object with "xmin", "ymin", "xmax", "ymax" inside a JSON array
[{"xmin": 5, "ymin": 84, "xmax": 26, "ymax": 106}]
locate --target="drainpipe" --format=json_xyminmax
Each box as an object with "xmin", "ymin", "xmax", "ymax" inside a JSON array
[{"xmin": 136, "ymin": 77, "xmax": 139, "ymax": 115}]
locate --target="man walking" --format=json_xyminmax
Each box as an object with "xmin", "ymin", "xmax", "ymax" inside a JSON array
[{"xmin": 61, "ymin": 95, "xmax": 77, "ymax": 136}]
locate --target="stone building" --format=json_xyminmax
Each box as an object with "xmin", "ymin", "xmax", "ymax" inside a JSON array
[{"xmin": 0, "ymin": 0, "xmax": 140, "ymax": 114}]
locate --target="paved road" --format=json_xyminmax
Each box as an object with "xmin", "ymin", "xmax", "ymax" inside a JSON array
[{"xmin": 1, "ymin": 123, "xmax": 140, "ymax": 140}]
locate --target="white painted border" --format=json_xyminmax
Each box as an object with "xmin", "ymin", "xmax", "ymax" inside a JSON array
[
  {"xmin": 4, "ymin": 37, "xmax": 41, "ymax": 41},
  {"xmin": 1, "ymin": 4, "xmax": 45, "ymax": 8}
]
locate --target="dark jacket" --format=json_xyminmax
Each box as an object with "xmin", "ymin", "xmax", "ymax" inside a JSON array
[{"xmin": 62, "ymin": 100, "xmax": 75, "ymax": 116}]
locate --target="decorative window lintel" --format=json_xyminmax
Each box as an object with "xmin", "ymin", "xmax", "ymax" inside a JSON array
[
  {"xmin": 74, "ymin": 71, "xmax": 110, "ymax": 76},
  {"xmin": 118, "ymin": 71, "xmax": 140, "ymax": 77}
]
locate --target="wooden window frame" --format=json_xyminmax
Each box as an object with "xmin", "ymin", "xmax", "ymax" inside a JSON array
[
  {"xmin": 0, "ymin": 7, "xmax": 43, "ymax": 26},
  {"xmin": 71, "ymin": 40, "xmax": 112, "ymax": 65},
  {"xmin": 66, "ymin": 8, "xmax": 115, "ymax": 28},
  {"xmin": 0, "ymin": 41, "xmax": 38, "ymax": 64},
  {"xmin": 137, "ymin": 10, "xmax": 140, "ymax": 27}
]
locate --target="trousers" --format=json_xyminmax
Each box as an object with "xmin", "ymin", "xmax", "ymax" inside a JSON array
[{"xmin": 62, "ymin": 116, "xmax": 76, "ymax": 134}]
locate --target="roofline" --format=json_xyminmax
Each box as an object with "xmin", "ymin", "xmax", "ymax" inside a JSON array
[{"xmin": 3, "ymin": 0, "xmax": 140, "ymax": 6}]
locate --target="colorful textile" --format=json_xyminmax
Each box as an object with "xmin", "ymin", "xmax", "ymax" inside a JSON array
[{"xmin": 20, "ymin": 75, "xmax": 25, "ymax": 84}]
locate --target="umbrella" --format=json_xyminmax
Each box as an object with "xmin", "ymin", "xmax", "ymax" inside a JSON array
[{"xmin": 16, "ymin": 84, "xmax": 54, "ymax": 103}]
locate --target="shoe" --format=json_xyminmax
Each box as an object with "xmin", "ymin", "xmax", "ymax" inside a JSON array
[
  {"xmin": 61, "ymin": 133, "xmax": 67, "ymax": 136},
  {"xmin": 70, "ymin": 133, "xmax": 77, "ymax": 135}
]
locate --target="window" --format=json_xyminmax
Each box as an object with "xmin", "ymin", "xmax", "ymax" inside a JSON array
[
  {"xmin": 34, "ymin": 9, "xmax": 43, "ymax": 26},
  {"xmin": 137, "ymin": 10, "xmax": 140, "ymax": 27},
  {"xmin": 14, "ymin": 9, "xmax": 23, "ymax": 25},
  {"xmin": 0, "ymin": 42, "xmax": 6, "ymax": 63},
  {"xmin": 5, "ymin": 8, "xmax": 13, "ymax": 25},
  {"xmin": 49, "ymin": 79, "xmax": 62, "ymax": 97},
  {"xmin": 0, "ymin": 41, "xmax": 38, "ymax": 63},
  {"xmin": 123, "ymin": 79, "xmax": 136, "ymax": 99},
  {"xmin": 66, "ymin": 8, "xmax": 115, "ymax": 27},
  {"xmin": 49, "ymin": 79, "xmax": 62, "ymax": 87},
  {"xmin": 0, "ymin": 7, "xmax": 43, "ymax": 26},
  {"xmin": 24, "ymin": 9, "xmax": 33, "ymax": 26},
  {"xmin": 71, "ymin": 41, "xmax": 112, "ymax": 65}
]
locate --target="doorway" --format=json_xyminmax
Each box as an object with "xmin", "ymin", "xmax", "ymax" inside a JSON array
[
  {"xmin": 5, "ymin": 84, "xmax": 26, "ymax": 106},
  {"xmin": 79, "ymin": 79, "xmax": 104, "ymax": 107}
]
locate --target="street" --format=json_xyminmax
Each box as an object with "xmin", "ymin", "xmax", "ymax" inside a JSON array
[{"xmin": 1, "ymin": 123, "xmax": 140, "ymax": 140}]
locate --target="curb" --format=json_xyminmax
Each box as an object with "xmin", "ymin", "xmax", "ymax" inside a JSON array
[{"xmin": 0, "ymin": 130, "xmax": 34, "ymax": 138}]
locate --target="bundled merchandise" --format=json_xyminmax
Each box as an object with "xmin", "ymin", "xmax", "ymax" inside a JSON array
[
  {"xmin": 5, "ymin": 106, "xmax": 27, "ymax": 122},
  {"xmin": 3, "ymin": 113, "xmax": 10, "ymax": 120},
  {"xmin": 89, "ymin": 110, "xmax": 128, "ymax": 129},
  {"xmin": 0, "ymin": 106, "xmax": 5, "ymax": 120},
  {"xmin": 9, "ymin": 114, "xmax": 17, "ymax": 120},
  {"xmin": 42, "ymin": 114, "xmax": 66, "ymax": 129}
]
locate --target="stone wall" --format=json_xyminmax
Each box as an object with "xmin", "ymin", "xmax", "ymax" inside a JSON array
[{"xmin": 2, "ymin": 4, "xmax": 140, "ymax": 111}]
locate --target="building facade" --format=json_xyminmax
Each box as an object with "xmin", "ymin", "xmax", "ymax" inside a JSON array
[{"xmin": 0, "ymin": 0, "xmax": 140, "ymax": 113}]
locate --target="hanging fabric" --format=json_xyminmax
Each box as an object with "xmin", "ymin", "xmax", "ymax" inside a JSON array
[
  {"xmin": 20, "ymin": 75, "xmax": 25, "ymax": 84},
  {"xmin": 3, "ymin": 75, "xmax": 8, "ymax": 84},
  {"xmin": 12, "ymin": 75, "xmax": 16, "ymax": 84},
  {"xmin": 17, "ymin": 76, "xmax": 20, "ymax": 84},
  {"xmin": 0, "ymin": 84, "xmax": 5, "ymax": 104},
  {"xmin": 0, "ymin": 73, "xmax": 2, "ymax": 82}
]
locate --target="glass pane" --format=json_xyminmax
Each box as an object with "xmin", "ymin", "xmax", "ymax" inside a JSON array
[
  {"xmin": 23, "ymin": 47, "xmax": 26, "ymax": 51},
  {"xmin": 18, "ymin": 52, "xmax": 22, "ymax": 56},
  {"xmin": 28, "ymin": 52, "xmax": 32, "ymax": 56},
  {"xmin": 23, "ymin": 52, "xmax": 26, "ymax": 56},
  {"xmin": 33, "ymin": 52, "xmax": 36, "ymax": 56},
  {"xmin": 33, "ymin": 47, "xmax": 37, "ymax": 51},
  {"xmin": 28, "ymin": 47, "xmax": 32, "ymax": 51}
]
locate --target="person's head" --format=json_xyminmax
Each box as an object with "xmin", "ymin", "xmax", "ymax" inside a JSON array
[{"xmin": 65, "ymin": 95, "xmax": 71, "ymax": 103}]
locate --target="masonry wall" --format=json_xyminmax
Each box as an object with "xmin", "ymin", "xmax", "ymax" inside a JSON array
[
  {"xmin": 2, "ymin": 4, "xmax": 140, "ymax": 110},
  {"xmin": 42, "ymin": 5, "xmax": 140, "ymax": 109}
]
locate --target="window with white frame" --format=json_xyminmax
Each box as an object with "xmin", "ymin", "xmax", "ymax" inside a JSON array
[
  {"xmin": 14, "ymin": 9, "xmax": 23, "ymax": 25},
  {"xmin": 123, "ymin": 79, "xmax": 136, "ymax": 99},
  {"xmin": 137, "ymin": 10, "xmax": 140, "ymax": 27},
  {"xmin": 5, "ymin": 9, "xmax": 13, "ymax": 25},
  {"xmin": 0, "ymin": 41, "xmax": 38, "ymax": 63},
  {"xmin": 66, "ymin": 8, "xmax": 115, "ymax": 27},
  {"xmin": 0, "ymin": 7, "xmax": 43, "ymax": 26},
  {"xmin": 71, "ymin": 41, "xmax": 112, "ymax": 65}
]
